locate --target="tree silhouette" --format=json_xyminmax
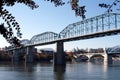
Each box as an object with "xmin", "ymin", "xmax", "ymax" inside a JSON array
[
  {"xmin": 99, "ymin": 0, "xmax": 120, "ymax": 13},
  {"xmin": 0, "ymin": 0, "xmax": 38, "ymax": 47}
]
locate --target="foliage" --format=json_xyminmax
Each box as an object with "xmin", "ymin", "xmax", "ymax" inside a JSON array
[
  {"xmin": 99, "ymin": 0, "xmax": 120, "ymax": 13},
  {"xmin": 0, "ymin": 0, "xmax": 38, "ymax": 47}
]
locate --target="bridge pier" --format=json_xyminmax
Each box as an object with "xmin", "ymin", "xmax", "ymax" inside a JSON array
[
  {"xmin": 54, "ymin": 41, "xmax": 66, "ymax": 70},
  {"xmin": 107, "ymin": 54, "xmax": 113, "ymax": 64},
  {"xmin": 25, "ymin": 46, "xmax": 34, "ymax": 63},
  {"xmin": 12, "ymin": 49, "xmax": 20, "ymax": 62}
]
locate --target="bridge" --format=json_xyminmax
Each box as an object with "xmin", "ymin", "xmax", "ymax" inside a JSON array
[
  {"xmin": 5, "ymin": 13, "xmax": 120, "ymax": 66},
  {"xmin": 73, "ymin": 52, "xmax": 107, "ymax": 62},
  {"xmin": 21, "ymin": 13, "xmax": 120, "ymax": 46}
]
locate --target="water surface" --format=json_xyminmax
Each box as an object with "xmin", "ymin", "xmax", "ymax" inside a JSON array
[{"xmin": 0, "ymin": 62, "xmax": 120, "ymax": 80}]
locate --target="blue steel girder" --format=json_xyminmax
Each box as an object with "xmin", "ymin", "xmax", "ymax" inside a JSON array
[
  {"xmin": 59, "ymin": 13, "xmax": 120, "ymax": 39},
  {"xmin": 30, "ymin": 32, "xmax": 58, "ymax": 44}
]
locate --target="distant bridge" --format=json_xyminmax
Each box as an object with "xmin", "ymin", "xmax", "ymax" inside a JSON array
[
  {"xmin": 106, "ymin": 45, "xmax": 120, "ymax": 54},
  {"xmin": 74, "ymin": 52, "xmax": 107, "ymax": 62}
]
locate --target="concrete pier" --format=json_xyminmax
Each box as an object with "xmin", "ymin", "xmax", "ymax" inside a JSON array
[
  {"xmin": 25, "ymin": 46, "xmax": 34, "ymax": 63},
  {"xmin": 54, "ymin": 41, "xmax": 66, "ymax": 66},
  {"xmin": 13, "ymin": 49, "xmax": 20, "ymax": 62},
  {"xmin": 107, "ymin": 54, "xmax": 113, "ymax": 64}
]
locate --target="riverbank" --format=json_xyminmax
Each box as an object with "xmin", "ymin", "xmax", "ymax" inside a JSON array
[{"xmin": 0, "ymin": 49, "xmax": 73, "ymax": 62}]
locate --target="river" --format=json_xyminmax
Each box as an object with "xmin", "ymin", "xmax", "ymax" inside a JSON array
[{"xmin": 0, "ymin": 61, "xmax": 120, "ymax": 80}]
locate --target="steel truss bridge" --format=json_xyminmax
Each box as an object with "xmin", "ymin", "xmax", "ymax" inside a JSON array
[
  {"xmin": 21, "ymin": 13, "xmax": 120, "ymax": 47},
  {"xmin": 5, "ymin": 13, "xmax": 120, "ymax": 65},
  {"xmin": 106, "ymin": 45, "xmax": 120, "ymax": 54}
]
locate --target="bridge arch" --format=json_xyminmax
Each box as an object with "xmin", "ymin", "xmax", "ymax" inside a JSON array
[
  {"xmin": 89, "ymin": 54, "xmax": 104, "ymax": 63},
  {"xmin": 78, "ymin": 55, "xmax": 89, "ymax": 61},
  {"xmin": 30, "ymin": 32, "xmax": 59, "ymax": 44},
  {"xmin": 76, "ymin": 53, "xmax": 107, "ymax": 63}
]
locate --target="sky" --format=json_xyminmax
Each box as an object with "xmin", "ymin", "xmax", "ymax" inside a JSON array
[{"xmin": 0, "ymin": 0, "xmax": 120, "ymax": 51}]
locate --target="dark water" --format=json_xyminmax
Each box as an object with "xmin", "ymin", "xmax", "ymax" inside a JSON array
[{"xmin": 0, "ymin": 62, "xmax": 120, "ymax": 80}]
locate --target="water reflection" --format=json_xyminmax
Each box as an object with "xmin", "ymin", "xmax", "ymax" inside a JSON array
[
  {"xmin": 53, "ymin": 64, "xmax": 66, "ymax": 80},
  {"xmin": 54, "ymin": 65, "xmax": 66, "ymax": 72},
  {"xmin": 0, "ymin": 62, "xmax": 39, "ymax": 73},
  {"xmin": 0, "ymin": 61, "xmax": 120, "ymax": 80},
  {"xmin": 54, "ymin": 70, "xmax": 65, "ymax": 80}
]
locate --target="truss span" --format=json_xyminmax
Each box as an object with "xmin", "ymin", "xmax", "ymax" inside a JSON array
[
  {"xmin": 20, "ymin": 13, "xmax": 120, "ymax": 47},
  {"xmin": 59, "ymin": 13, "xmax": 120, "ymax": 39},
  {"xmin": 30, "ymin": 32, "xmax": 58, "ymax": 44}
]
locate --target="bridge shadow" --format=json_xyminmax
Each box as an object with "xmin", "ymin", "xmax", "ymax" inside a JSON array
[
  {"xmin": 54, "ymin": 65, "xmax": 66, "ymax": 72},
  {"xmin": 54, "ymin": 65, "xmax": 66, "ymax": 80}
]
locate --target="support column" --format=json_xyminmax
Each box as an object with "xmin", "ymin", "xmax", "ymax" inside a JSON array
[
  {"xmin": 107, "ymin": 54, "xmax": 113, "ymax": 64},
  {"xmin": 25, "ymin": 46, "xmax": 34, "ymax": 63},
  {"xmin": 54, "ymin": 41, "xmax": 66, "ymax": 67},
  {"xmin": 13, "ymin": 49, "xmax": 20, "ymax": 62}
]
